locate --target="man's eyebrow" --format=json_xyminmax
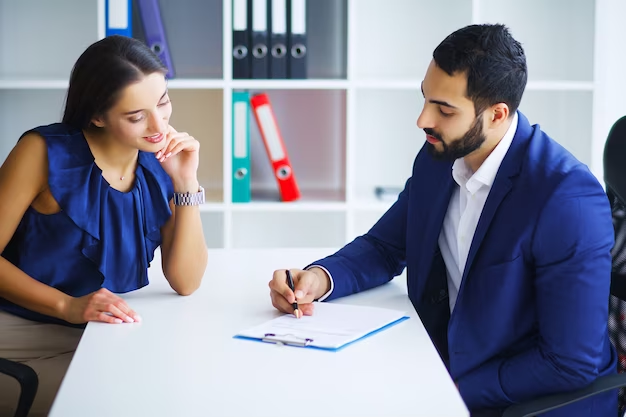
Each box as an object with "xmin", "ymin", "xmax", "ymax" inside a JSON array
[
  {"xmin": 420, "ymin": 81, "xmax": 459, "ymax": 110},
  {"xmin": 122, "ymin": 90, "xmax": 168, "ymax": 115}
]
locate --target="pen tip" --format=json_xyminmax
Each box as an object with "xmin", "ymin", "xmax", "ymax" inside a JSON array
[{"xmin": 294, "ymin": 309, "xmax": 301, "ymax": 319}]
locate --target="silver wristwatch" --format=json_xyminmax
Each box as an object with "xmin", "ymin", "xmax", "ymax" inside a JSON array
[{"xmin": 173, "ymin": 186, "xmax": 205, "ymax": 206}]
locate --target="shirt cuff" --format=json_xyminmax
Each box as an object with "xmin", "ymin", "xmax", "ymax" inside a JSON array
[{"xmin": 305, "ymin": 264, "xmax": 334, "ymax": 301}]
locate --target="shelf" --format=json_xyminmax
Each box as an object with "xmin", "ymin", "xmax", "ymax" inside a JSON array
[
  {"xmin": 0, "ymin": 79, "xmax": 595, "ymax": 92},
  {"xmin": 230, "ymin": 211, "xmax": 346, "ymax": 249},
  {"xmin": 231, "ymin": 201, "xmax": 346, "ymax": 212},
  {"xmin": 230, "ymin": 79, "xmax": 349, "ymax": 90},
  {"xmin": 351, "ymin": 80, "xmax": 595, "ymax": 92},
  {"xmin": 0, "ymin": 79, "xmax": 69, "ymax": 89},
  {"xmin": 167, "ymin": 79, "xmax": 225, "ymax": 90},
  {"xmin": 350, "ymin": 199, "xmax": 396, "ymax": 212}
]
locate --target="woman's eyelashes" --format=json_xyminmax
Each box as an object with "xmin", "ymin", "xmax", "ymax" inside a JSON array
[{"xmin": 128, "ymin": 101, "xmax": 170, "ymax": 123}]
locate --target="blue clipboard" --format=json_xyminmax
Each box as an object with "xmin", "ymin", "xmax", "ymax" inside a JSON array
[{"xmin": 233, "ymin": 303, "xmax": 410, "ymax": 352}]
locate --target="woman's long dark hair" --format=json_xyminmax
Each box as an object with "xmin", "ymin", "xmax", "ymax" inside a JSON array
[{"xmin": 62, "ymin": 35, "xmax": 167, "ymax": 130}]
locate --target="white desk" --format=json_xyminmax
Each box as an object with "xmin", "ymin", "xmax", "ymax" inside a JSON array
[{"xmin": 49, "ymin": 248, "xmax": 469, "ymax": 417}]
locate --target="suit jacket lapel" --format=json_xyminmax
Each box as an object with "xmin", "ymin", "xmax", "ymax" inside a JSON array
[
  {"xmin": 462, "ymin": 177, "xmax": 513, "ymax": 282},
  {"xmin": 461, "ymin": 112, "xmax": 532, "ymax": 283}
]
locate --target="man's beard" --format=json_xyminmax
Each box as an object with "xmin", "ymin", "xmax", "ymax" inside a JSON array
[{"xmin": 425, "ymin": 115, "xmax": 486, "ymax": 161}]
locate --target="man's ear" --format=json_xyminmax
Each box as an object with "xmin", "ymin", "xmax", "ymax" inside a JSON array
[{"xmin": 488, "ymin": 103, "xmax": 510, "ymax": 128}]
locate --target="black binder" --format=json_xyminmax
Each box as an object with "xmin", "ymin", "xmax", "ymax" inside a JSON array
[
  {"xmin": 232, "ymin": 0, "xmax": 251, "ymax": 79},
  {"xmin": 287, "ymin": 0, "xmax": 307, "ymax": 79},
  {"xmin": 269, "ymin": 0, "xmax": 288, "ymax": 79},
  {"xmin": 251, "ymin": 0, "xmax": 269, "ymax": 78}
]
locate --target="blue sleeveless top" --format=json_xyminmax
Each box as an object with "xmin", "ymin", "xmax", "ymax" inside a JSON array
[{"xmin": 1, "ymin": 123, "xmax": 174, "ymax": 327}]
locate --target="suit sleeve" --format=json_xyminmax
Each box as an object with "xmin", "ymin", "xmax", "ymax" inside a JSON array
[
  {"xmin": 458, "ymin": 168, "xmax": 614, "ymax": 409},
  {"xmin": 307, "ymin": 179, "xmax": 411, "ymax": 300}
]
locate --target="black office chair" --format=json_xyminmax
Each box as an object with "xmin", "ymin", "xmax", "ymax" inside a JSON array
[
  {"xmin": 502, "ymin": 116, "xmax": 626, "ymax": 417},
  {"xmin": 0, "ymin": 358, "xmax": 39, "ymax": 417}
]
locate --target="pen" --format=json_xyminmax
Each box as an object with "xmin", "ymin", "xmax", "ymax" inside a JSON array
[{"xmin": 285, "ymin": 270, "xmax": 300, "ymax": 318}]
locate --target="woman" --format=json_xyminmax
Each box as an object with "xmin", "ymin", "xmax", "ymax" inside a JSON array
[{"xmin": 0, "ymin": 35, "xmax": 208, "ymax": 416}]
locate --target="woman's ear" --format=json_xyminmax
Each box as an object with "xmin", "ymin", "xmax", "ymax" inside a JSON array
[{"xmin": 91, "ymin": 116, "xmax": 106, "ymax": 128}]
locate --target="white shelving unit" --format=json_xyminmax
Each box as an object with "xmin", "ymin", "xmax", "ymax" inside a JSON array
[{"xmin": 1, "ymin": 0, "xmax": 626, "ymax": 250}]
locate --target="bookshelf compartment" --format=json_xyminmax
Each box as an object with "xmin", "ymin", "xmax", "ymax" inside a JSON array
[
  {"xmin": 168, "ymin": 89, "xmax": 224, "ymax": 202},
  {"xmin": 352, "ymin": 0, "xmax": 472, "ymax": 80},
  {"xmin": 231, "ymin": 211, "xmax": 346, "ymax": 248},
  {"xmin": 247, "ymin": 89, "xmax": 346, "ymax": 202},
  {"xmin": 0, "ymin": 90, "xmax": 65, "ymax": 163},
  {"xmin": 200, "ymin": 212, "xmax": 225, "ymax": 248},
  {"xmin": 306, "ymin": 0, "xmax": 348, "ymax": 79},
  {"xmin": 353, "ymin": 88, "xmax": 423, "ymax": 203},
  {"xmin": 0, "ymin": 0, "xmax": 98, "ymax": 80},
  {"xmin": 132, "ymin": 0, "xmax": 223, "ymax": 79},
  {"xmin": 350, "ymin": 209, "xmax": 387, "ymax": 241},
  {"xmin": 480, "ymin": 0, "xmax": 594, "ymax": 82}
]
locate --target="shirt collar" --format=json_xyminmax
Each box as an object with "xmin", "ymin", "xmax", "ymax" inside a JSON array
[{"xmin": 452, "ymin": 111, "xmax": 518, "ymax": 193}]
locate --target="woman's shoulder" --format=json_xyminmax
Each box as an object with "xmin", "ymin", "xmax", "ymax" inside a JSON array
[
  {"xmin": 21, "ymin": 122, "xmax": 81, "ymax": 142},
  {"xmin": 21, "ymin": 123, "xmax": 93, "ymax": 167}
]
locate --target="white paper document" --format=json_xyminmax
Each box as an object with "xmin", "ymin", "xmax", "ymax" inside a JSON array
[{"xmin": 235, "ymin": 302, "xmax": 409, "ymax": 351}]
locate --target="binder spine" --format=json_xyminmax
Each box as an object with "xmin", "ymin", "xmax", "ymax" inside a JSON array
[
  {"xmin": 232, "ymin": 91, "xmax": 252, "ymax": 203},
  {"xmin": 232, "ymin": 0, "xmax": 251, "ymax": 79},
  {"xmin": 105, "ymin": 0, "xmax": 132, "ymax": 37},
  {"xmin": 251, "ymin": 0, "xmax": 269, "ymax": 79},
  {"xmin": 250, "ymin": 93, "xmax": 300, "ymax": 202},
  {"xmin": 269, "ymin": 0, "xmax": 288, "ymax": 79},
  {"xmin": 136, "ymin": 0, "xmax": 175, "ymax": 78},
  {"xmin": 287, "ymin": 0, "xmax": 307, "ymax": 79}
]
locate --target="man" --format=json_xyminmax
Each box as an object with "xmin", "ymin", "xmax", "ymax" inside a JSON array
[{"xmin": 268, "ymin": 24, "xmax": 617, "ymax": 416}]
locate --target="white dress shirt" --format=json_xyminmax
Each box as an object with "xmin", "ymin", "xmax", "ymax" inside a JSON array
[
  {"xmin": 314, "ymin": 113, "xmax": 519, "ymax": 307},
  {"xmin": 439, "ymin": 112, "xmax": 518, "ymax": 312}
]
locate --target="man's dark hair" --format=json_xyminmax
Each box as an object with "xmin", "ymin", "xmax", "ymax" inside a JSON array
[{"xmin": 433, "ymin": 24, "xmax": 527, "ymax": 116}]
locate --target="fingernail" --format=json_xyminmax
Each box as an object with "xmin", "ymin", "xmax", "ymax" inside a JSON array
[
  {"xmin": 126, "ymin": 316, "xmax": 134, "ymax": 323},
  {"xmin": 294, "ymin": 290, "xmax": 304, "ymax": 299},
  {"xmin": 114, "ymin": 318, "xmax": 123, "ymax": 324},
  {"xmin": 135, "ymin": 315, "xmax": 142, "ymax": 322},
  {"xmin": 165, "ymin": 152, "xmax": 171, "ymax": 158},
  {"xmin": 156, "ymin": 151, "xmax": 162, "ymax": 158}
]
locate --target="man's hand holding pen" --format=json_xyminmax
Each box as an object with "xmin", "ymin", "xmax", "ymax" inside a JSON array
[{"xmin": 268, "ymin": 267, "xmax": 331, "ymax": 318}]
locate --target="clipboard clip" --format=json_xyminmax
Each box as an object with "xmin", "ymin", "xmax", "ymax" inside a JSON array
[{"xmin": 262, "ymin": 333, "xmax": 313, "ymax": 347}]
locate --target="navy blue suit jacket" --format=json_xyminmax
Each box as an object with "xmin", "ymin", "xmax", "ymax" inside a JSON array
[{"xmin": 313, "ymin": 112, "xmax": 617, "ymax": 416}]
